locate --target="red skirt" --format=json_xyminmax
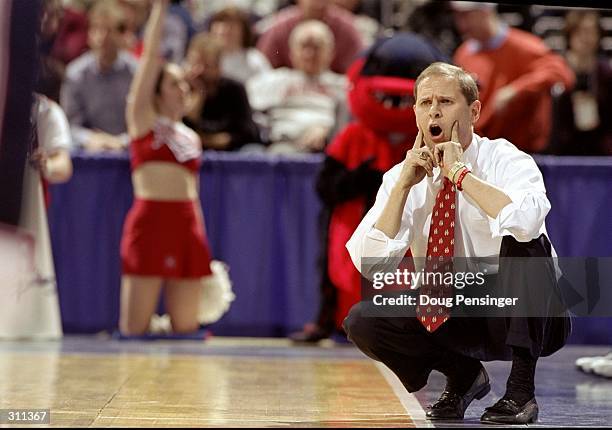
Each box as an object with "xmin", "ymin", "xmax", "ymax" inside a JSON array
[{"xmin": 120, "ymin": 199, "xmax": 213, "ymax": 278}]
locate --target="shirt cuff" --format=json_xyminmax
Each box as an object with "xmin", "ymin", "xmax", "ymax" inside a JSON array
[
  {"xmin": 488, "ymin": 189, "xmax": 544, "ymax": 241},
  {"xmin": 363, "ymin": 228, "xmax": 409, "ymax": 259}
]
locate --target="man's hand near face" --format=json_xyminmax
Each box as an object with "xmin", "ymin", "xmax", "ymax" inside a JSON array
[
  {"xmin": 433, "ymin": 121, "xmax": 464, "ymax": 179},
  {"xmin": 375, "ymin": 129, "xmax": 439, "ymax": 239},
  {"xmin": 397, "ymin": 129, "xmax": 438, "ymax": 190}
]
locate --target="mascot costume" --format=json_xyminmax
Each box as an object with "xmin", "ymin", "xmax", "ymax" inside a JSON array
[{"xmin": 291, "ymin": 33, "xmax": 447, "ymax": 342}]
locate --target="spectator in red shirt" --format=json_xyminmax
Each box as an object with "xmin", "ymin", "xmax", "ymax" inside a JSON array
[
  {"xmin": 50, "ymin": 0, "xmax": 89, "ymax": 66},
  {"xmin": 256, "ymin": 0, "xmax": 364, "ymax": 74},
  {"xmin": 451, "ymin": 2, "xmax": 574, "ymax": 153}
]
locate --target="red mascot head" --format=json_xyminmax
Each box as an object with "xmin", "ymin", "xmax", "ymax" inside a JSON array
[{"xmin": 347, "ymin": 33, "xmax": 448, "ymax": 136}]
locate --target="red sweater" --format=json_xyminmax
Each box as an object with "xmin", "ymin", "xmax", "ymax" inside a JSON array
[{"xmin": 454, "ymin": 28, "xmax": 575, "ymax": 153}]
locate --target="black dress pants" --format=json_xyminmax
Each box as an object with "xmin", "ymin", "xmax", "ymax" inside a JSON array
[{"xmin": 343, "ymin": 235, "xmax": 572, "ymax": 393}]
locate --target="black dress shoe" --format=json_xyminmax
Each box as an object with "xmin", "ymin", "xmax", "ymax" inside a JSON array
[
  {"xmin": 426, "ymin": 366, "xmax": 491, "ymax": 420},
  {"xmin": 480, "ymin": 397, "xmax": 538, "ymax": 424}
]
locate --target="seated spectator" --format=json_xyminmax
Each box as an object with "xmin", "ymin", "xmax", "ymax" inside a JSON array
[
  {"xmin": 247, "ymin": 20, "xmax": 347, "ymax": 154},
  {"xmin": 61, "ymin": 0, "xmax": 138, "ymax": 151},
  {"xmin": 256, "ymin": 0, "xmax": 363, "ymax": 74},
  {"xmin": 551, "ymin": 10, "xmax": 612, "ymax": 155},
  {"xmin": 208, "ymin": 7, "xmax": 271, "ymax": 84},
  {"xmin": 184, "ymin": 33, "xmax": 261, "ymax": 151},
  {"xmin": 451, "ymin": 1, "xmax": 575, "ymax": 153}
]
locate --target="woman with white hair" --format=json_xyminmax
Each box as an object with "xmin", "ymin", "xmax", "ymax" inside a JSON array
[{"xmin": 247, "ymin": 20, "xmax": 347, "ymax": 154}]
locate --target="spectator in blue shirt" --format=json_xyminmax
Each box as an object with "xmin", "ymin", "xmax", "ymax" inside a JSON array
[{"xmin": 61, "ymin": 0, "xmax": 138, "ymax": 151}]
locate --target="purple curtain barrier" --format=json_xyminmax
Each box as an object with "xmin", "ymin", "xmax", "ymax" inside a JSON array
[{"xmin": 47, "ymin": 152, "xmax": 612, "ymax": 342}]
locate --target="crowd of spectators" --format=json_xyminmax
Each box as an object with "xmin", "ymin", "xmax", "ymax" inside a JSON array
[{"xmin": 37, "ymin": 0, "xmax": 612, "ymax": 156}]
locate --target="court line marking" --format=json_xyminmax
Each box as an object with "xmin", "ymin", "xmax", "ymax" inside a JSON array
[{"xmin": 375, "ymin": 361, "xmax": 434, "ymax": 428}]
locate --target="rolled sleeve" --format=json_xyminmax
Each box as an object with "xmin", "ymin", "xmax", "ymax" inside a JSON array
[
  {"xmin": 363, "ymin": 228, "xmax": 410, "ymax": 259},
  {"xmin": 488, "ymin": 189, "xmax": 551, "ymax": 241},
  {"xmin": 488, "ymin": 143, "xmax": 551, "ymax": 241}
]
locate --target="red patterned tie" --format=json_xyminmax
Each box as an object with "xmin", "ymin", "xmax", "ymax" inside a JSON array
[{"xmin": 415, "ymin": 177, "xmax": 456, "ymax": 332}]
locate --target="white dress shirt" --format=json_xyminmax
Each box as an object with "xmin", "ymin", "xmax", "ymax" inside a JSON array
[
  {"xmin": 247, "ymin": 68, "xmax": 346, "ymax": 143},
  {"xmin": 346, "ymin": 134, "xmax": 556, "ymax": 277}
]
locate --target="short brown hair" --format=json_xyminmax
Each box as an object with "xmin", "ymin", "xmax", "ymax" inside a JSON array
[
  {"xmin": 88, "ymin": 0, "xmax": 125, "ymax": 29},
  {"xmin": 414, "ymin": 62, "xmax": 479, "ymax": 105},
  {"xmin": 209, "ymin": 7, "xmax": 254, "ymax": 48}
]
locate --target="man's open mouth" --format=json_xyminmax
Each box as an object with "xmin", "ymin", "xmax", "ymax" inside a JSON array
[{"xmin": 429, "ymin": 124, "xmax": 444, "ymax": 139}]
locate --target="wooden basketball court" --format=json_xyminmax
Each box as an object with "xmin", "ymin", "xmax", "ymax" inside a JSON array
[
  {"xmin": 1, "ymin": 337, "xmax": 610, "ymax": 427},
  {"xmin": 0, "ymin": 337, "xmax": 417, "ymax": 427}
]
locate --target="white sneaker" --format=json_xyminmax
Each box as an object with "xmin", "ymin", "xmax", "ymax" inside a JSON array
[
  {"xmin": 592, "ymin": 357, "xmax": 612, "ymax": 378},
  {"xmin": 576, "ymin": 352, "xmax": 612, "ymax": 373}
]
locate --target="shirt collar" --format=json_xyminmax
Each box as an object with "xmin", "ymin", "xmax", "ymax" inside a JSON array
[
  {"xmin": 92, "ymin": 51, "xmax": 127, "ymax": 74},
  {"xmin": 466, "ymin": 23, "xmax": 509, "ymax": 53}
]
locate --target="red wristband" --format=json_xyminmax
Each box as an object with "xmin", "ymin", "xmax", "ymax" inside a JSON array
[{"xmin": 455, "ymin": 168, "xmax": 470, "ymax": 191}]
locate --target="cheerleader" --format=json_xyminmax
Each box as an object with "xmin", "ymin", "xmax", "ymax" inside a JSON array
[{"xmin": 120, "ymin": 0, "xmax": 231, "ymax": 336}]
